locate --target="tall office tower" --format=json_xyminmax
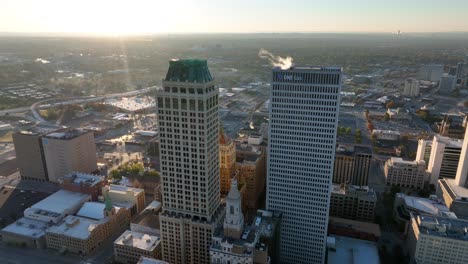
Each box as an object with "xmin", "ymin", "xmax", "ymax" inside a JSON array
[
  {"xmin": 427, "ymin": 135, "xmax": 462, "ymax": 185},
  {"xmin": 403, "ymin": 77, "xmax": 420, "ymax": 97},
  {"xmin": 42, "ymin": 129, "xmax": 97, "ymax": 182},
  {"xmin": 219, "ymin": 128, "xmax": 237, "ymax": 196},
  {"xmin": 456, "ymin": 62, "xmax": 465, "ymax": 79},
  {"xmin": 266, "ymin": 66, "xmax": 342, "ymax": 264},
  {"xmin": 157, "ymin": 59, "xmax": 223, "ymax": 264},
  {"xmin": 12, "ymin": 131, "xmax": 49, "ymax": 181},
  {"xmin": 439, "ymin": 74, "xmax": 456, "ymax": 93},
  {"xmin": 416, "ymin": 139, "xmax": 432, "ymax": 169}
]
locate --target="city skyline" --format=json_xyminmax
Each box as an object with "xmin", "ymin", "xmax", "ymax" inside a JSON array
[{"xmin": 1, "ymin": 0, "xmax": 468, "ymax": 35}]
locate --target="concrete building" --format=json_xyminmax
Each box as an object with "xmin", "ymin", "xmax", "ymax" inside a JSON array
[
  {"xmin": 137, "ymin": 257, "xmax": 169, "ymax": 264},
  {"xmin": 427, "ymin": 135, "xmax": 462, "ymax": 185},
  {"xmin": 46, "ymin": 200, "xmax": 130, "ymax": 256},
  {"xmin": 407, "ymin": 213, "xmax": 468, "ymax": 264},
  {"xmin": 437, "ymin": 127, "xmax": 468, "ymax": 219},
  {"xmin": 328, "ymin": 217, "xmax": 381, "ymax": 242},
  {"xmin": 235, "ymin": 139, "xmax": 266, "ymax": 217},
  {"xmin": 114, "ymin": 230, "xmax": 162, "ymax": 264},
  {"xmin": 24, "ymin": 190, "xmax": 91, "ymax": 224},
  {"xmin": 157, "ymin": 59, "xmax": 224, "ymax": 264},
  {"xmin": 326, "ymin": 235, "xmax": 380, "ymax": 264},
  {"xmin": 416, "ymin": 139, "xmax": 432, "ymax": 169},
  {"xmin": 403, "ymin": 77, "xmax": 420, "ymax": 97},
  {"xmin": 42, "ymin": 129, "xmax": 97, "ymax": 182},
  {"xmin": 266, "ymin": 66, "xmax": 341, "ymax": 263},
  {"xmin": 211, "ymin": 180, "xmax": 281, "ymax": 264},
  {"xmin": 393, "ymin": 193, "xmax": 455, "ymax": 223},
  {"xmin": 59, "ymin": 172, "xmax": 105, "ymax": 201},
  {"xmin": 103, "ymin": 184, "xmax": 146, "ymax": 217},
  {"xmin": 419, "ymin": 64, "xmax": 443, "ymax": 82},
  {"xmin": 12, "ymin": 131, "xmax": 49, "ymax": 181},
  {"xmin": 1, "ymin": 190, "xmax": 89, "ymax": 249},
  {"xmin": 371, "ymin": 129, "xmax": 400, "ymax": 141},
  {"xmin": 456, "ymin": 62, "xmax": 465, "ymax": 80},
  {"xmin": 384, "ymin": 158, "xmax": 428, "ymax": 189},
  {"xmin": 333, "ymin": 144, "xmax": 372, "ymax": 186},
  {"xmin": 131, "ymin": 201, "xmax": 162, "ymax": 237},
  {"xmin": 219, "ymin": 129, "xmax": 237, "ymax": 196},
  {"xmin": 439, "ymin": 74, "xmax": 456, "ymax": 93},
  {"xmin": 330, "ymin": 184, "xmax": 377, "ymax": 222}
]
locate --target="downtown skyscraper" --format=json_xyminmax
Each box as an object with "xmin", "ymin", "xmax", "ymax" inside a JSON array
[
  {"xmin": 266, "ymin": 66, "xmax": 342, "ymax": 264},
  {"xmin": 157, "ymin": 59, "xmax": 223, "ymax": 264}
]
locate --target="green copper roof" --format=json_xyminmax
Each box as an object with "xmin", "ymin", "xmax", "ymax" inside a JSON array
[
  {"xmin": 104, "ymin": 193, "xmax": 113, "ymax": 212},
  {"xmin": 164, "ymin": 59, "xmax": 213, "ymax": 83}
]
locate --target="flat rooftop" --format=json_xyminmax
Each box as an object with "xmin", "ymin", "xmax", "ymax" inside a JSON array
[
  {"xmin": 59, "ymin": 172, "xmax": 103, "ymax": 187},
  {"xmin": 412, "ymin": 212, "xmax": 468, "ymax": 241},
  {"xmin": 29, "ymin": 190, "xmax": 90, "ymax": 215},
  {"xmin": 44, "ymin": 129, "xmax": 89, "ymax": 140},
  {"xmin": 331, "ymin": 184, "xmax": 375, "ymax": 197},
  {"xmin": 273, "ymin": 66, "xmax": 342, "ymax": 72},
  {"xmin": 329, "ymin": 217, "xmax": 381, "ymax": 238},
  {"xmin": 397, "ymin": 193, "xmax": 450, "ymax": 216},
  {"xmin": 138, "ymin": 257, "xmax": 169, "ymax": 264},
  {"xmin": 2, "ymin": 217, "xmax": 49, "ymax": 239},
  {"xmin": 109, "ymin": 184, "xmax": 144, "ymax": 196},
  {"xmin": 46, "ymin": 215, "xmax": 102, "ymax": 240},
  {"xmin": 440, "ymin": 179, "xmax": 468, "ymax": 201},
  {"xmin": 77, "ymin": 202, "xmax": 108, "ymax": 220},
  {"xmin": 327, "ymin": 235, "xmax": 380, "ymax": 264},
  {"xmin": 114, "ymin": 230, "xmax": 160, "ymax": 251}
]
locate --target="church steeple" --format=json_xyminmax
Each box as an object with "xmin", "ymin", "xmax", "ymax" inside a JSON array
[{"xmin": 224, "ymin": 179, "xmax": 244, "ymax": 239}]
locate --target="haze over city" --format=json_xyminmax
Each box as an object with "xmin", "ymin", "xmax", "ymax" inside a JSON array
[
  {"xmin": 1, "ymin": 1, "xmax": 468, "ymax": 264},
  {"xmin": 2, "ymin": 0, "xmax": 468, "ymax": 34}
]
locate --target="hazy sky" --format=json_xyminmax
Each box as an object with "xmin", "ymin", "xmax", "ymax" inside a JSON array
[{"xmin": 1, "ymin": 0, "xmax": 467, "ymax": 34}]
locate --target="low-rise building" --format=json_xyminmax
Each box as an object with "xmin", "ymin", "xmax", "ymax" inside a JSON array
[
  {"xmin": 24, "ymin": 190, "xmax": 91, "ymax": 224},
  {"xmin": 333, "ymin": 144, "xmax": 372, "ymax": 186},
  {"xmin": 104, "ymin": 184, "xmax": 145, "ymax": 217},
  {"xmin": 137, "ymin": 257, "xmax": 169, "ymax": 264},
  {"xmin": 407, "ymin": 213, "xmax": 468, "ymax": 264},
  {"xmin": 328, "ymin": 217, "xmax": 381, "ymax": 242},
  {"xmin": 384, "ymin": 158, "xmax": 428, "ymax": 189},
  {"xmin": 393, "ymin": 193, "xmax": 455, "ymax": 223},
  {"xmin": 59, "ymin": 172, "xmax": 105, "ymax": 201},
  {"xmin": 372, "ymin": 129, "xmax": 400, "ymax": 141},
  {"xmin": 130, "ymin": 201, "xmax": 162, "ymax": 236},
  {"xmin": 330, "ymin": 184, "xmax": 377, "ymax": 222},
  {"xmin": 45, "ymin": 200, "xmax": 130, "ymax": 256},
  {"xmin": 114, "ymin": 230, "xmax": 162, "ymax": 264},
  {"xmin": 326, "ymin": 235, "xmax": 380, "ymax": 264},
  {"xmin": 1, "ymin": 217, "xmax": 50, "ymax": 248}
]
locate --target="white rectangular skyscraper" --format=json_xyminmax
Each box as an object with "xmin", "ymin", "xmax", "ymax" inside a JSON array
[{"xmin": 266, "ymin": 66, "xmax": 342, "ymax": 264}]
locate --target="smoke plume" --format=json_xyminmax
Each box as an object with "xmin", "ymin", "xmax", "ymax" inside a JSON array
[{"xmin": 258, "ymin": 48, "xmax": 293, "ymax": 70}]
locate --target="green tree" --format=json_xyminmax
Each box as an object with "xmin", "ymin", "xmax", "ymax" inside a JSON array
[
  {"xmin": 110, "ymin": 170, "xmax": 122, "ymax": 180},
  {"xmin": 345, "ymin": 127, "xmax": 352, "ymax": 135},
  {"xmin": 384, "ymin": 112, "xmax": 390, "ymax": 121}
]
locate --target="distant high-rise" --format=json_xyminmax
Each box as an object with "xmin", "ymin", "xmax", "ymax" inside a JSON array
[
  {"xmin": 439, "ymin": 74, "xmax": 456, "ymax": 93},
  {"xmin": 403, "ymin": 78, "xmax": 420, "ymax": 97},
  {"xmin": 157, "ymin": 59, "xmax": 223, "ymax": 264},
  {"xmin": 13, "ymin": 131, "xmax": 49, "ymax": 181},
  {"xmin": 266, "ymin": 66, "xmax": 342, "ymax": 263},
  {"xmin": 42, "ymin": 129, "xmax": 97, "ymax": 182},
  {"xmin": 419, "ymin": 64, "xmax": 443, "ymax": 82}
]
